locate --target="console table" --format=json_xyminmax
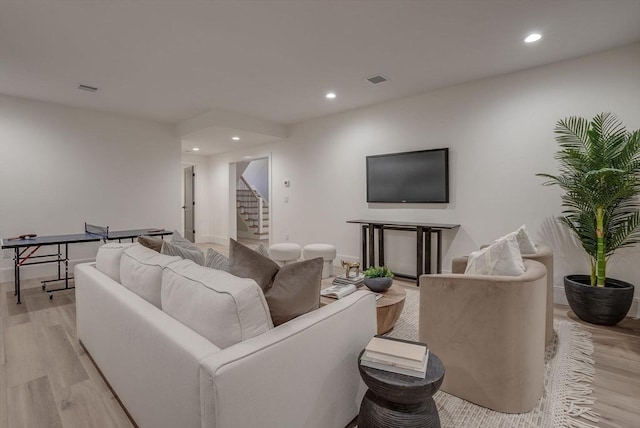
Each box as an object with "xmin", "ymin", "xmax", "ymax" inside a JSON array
[{"xmin": 347, "ymin": 220, "xmax": 459, "ymax": 285}]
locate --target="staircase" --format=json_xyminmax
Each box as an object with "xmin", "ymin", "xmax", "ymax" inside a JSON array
[{"xmin": 236, "ymin": 177, "xmax": 269, "ymax": 240}]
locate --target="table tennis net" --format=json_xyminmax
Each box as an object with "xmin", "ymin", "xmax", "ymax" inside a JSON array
[{"xmin": 85, "ymin": 223, "xmax": 109, "ymax": 238}]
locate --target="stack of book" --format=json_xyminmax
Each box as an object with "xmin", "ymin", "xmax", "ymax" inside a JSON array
[
  {"xmin": 332, "ymin": 273, "xmax": 365, "ymax": 287},
  {"xmin": 360, "ymin": 337, "xmax": 429, "ymax": 378}
]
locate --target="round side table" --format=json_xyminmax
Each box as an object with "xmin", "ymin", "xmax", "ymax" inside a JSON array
[{"xmin": 357, "ymin": 349, "xmax": 445, "ymax": 428}]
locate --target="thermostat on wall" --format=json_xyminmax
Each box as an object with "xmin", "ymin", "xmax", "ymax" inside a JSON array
[{"xmin": 284, "ymin": 180, "xmax": 291, "ymax": 187}]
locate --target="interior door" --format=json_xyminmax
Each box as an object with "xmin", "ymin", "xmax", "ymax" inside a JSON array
[{"xmin": 183, "ymin": 166, "xmax": 195, "ymax": 242}]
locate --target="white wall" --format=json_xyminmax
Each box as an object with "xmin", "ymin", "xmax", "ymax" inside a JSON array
[
  {"xmin": 205, "ymin": 44, "xmax": 640, "ymax": 315},
  {"xmin": 0, "ymin": 95, "xmax": 182, "ymax": 280}
]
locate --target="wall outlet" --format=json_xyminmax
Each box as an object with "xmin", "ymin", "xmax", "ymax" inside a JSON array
[
  {"xmin": 284, "ymin": 195, "xmax": 289, "ymax": 203},
  {"xmin": 285, "ymin": 233, "xmax": 289, "ymax": 241}
]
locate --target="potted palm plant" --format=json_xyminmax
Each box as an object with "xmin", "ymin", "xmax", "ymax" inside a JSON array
[{"xmin": 538, "ymin": 112, "xmax": 640, "ymax": 325}]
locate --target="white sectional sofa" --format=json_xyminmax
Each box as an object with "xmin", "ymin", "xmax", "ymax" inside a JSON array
[{"xmin": 75, "ymin": 243, "xmax": 377, "ymax": 428}]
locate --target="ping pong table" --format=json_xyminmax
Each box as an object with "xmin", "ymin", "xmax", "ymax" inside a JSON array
[{"xmin": 1, "ymin": 223, "xmax": 172, "ymax": 304}]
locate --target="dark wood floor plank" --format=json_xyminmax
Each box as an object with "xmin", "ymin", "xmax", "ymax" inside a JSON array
[{"xmin": 7, "ymin": 376, "xmax": 63, "ymax": 428}]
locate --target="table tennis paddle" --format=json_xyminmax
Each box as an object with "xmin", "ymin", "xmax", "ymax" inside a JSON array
[{"xmin": 6, "ymin": 233, "xmax": 37, "ymax": 240}]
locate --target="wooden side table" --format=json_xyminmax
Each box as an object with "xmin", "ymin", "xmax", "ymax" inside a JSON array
[
  {"xmin": 320, "ymin": 282, "xmax": 406, "ymax": 334},
  {"xmin": 357, "ymin": 345, "xmax": 445, "ymax": 428}
]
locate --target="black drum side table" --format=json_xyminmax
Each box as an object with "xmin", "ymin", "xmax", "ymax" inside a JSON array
[{"xmin": 357, "ymin": 347, "xmax": 445, "ymax": 428}]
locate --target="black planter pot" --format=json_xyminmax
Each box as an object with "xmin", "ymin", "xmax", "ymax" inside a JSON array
[{"xmin": 564, "ymin": 275, "xmax": 635, "ymax": 326}]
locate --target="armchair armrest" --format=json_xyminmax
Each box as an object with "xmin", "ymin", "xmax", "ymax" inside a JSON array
[{"xmin": 199, "ymin": 290, "xmax": 377, "ymax": 428}]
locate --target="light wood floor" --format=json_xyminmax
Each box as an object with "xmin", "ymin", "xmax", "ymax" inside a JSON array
[{"xmin": 1, "ymin": 272, "xmax": 638, "ymax": 428}]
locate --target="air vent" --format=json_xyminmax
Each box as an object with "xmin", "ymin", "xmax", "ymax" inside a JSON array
[
  {"xmin": 78, "ymin": 84, "xmax": 99, "ymax": 92},
  {"xmin": 365, "ymin": 74, "xmax": 389, "ymax": 85}
]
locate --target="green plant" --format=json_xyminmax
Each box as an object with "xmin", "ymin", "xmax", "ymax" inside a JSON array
[
  {"xmin": 363, "ymin": 266, "xmax": 394, "ymax": 278},
  {"xmin": 537, "ymin": 112, "xmax": 640, "ymax": 287}
]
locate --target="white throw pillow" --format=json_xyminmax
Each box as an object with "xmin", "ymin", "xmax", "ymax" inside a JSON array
[
  {"xmin": 510, "ymin": 224, "xmax": 537, "ymax": 255},
  {"xmin": 120, "ymin": 243, "xmax": 181, "ymax": 308},
  {"xmin": 95, "ymin": 242, "xmax": 135, "ymax": 282},
  {"xmin": 465, "ymin": 234, "xmax": 525, "ymax": 276},
  {"xmin": 161, "ymin": 259, "xmax": 273, "ymax": 349}
]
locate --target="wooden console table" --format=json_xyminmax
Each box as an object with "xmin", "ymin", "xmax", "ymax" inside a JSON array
[{"xmin": 347, "ymin": 220, "xmax": 459, "ymax": 285}]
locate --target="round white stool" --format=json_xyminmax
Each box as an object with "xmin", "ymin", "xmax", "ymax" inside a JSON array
[
  {"xmin": 269, "ymin": 243, "xmax": 302, "ymax": 266},
  {"xmin": 303, "ymin": 243, "xmax": 337, "ymax": 279}
]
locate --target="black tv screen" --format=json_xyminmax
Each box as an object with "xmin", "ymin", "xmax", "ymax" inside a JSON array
[{"xmin": 366, "ymin": 148, "xmax": 449, "ymax": 203}]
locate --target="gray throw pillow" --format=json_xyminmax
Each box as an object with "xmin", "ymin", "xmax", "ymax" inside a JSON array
[
  {"xmin": 228, "ymin": 239, "xmax": 279, "ymax": 291},
  {"xmin": 170, "ymin": 230, "xmax": 198, "ymax": 250},
  {"xmin": 161, "ymin": 240, "xmax": 205, "ymax": 266},
  {"xmin": 228, "ymin": 239, "xmax": 323, "ymax": 326},
  {"xmin": 265, "ymin": 257, "xmax": 323, "ymax": 326},
  {"xmin": 137, "ymin": 235, "xmax": 163, "ymax": 253},
  {"xmin": 205, "ymin": 248, "xmax": 230, "ymax": 271}
]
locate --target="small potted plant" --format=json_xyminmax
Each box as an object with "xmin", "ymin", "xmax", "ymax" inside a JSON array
[
  {"xmin": 363, "ymin": 266, "xmax": 394, "ymax": 292},
  {"xmin": 538, "ymin": 112, "xmax": 639, "ymax": 325}
]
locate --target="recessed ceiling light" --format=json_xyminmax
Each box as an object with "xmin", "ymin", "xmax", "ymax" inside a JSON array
[
  {"xmin": 192, "ymin": 147, "xmax": 200, "ymax": 151},
  {"xmin": 325, "ymin": 92, "xmax": 336, "ymax": 99},
  {"xmin": 524, "ymin": 33, "xmax": 542, "ymax": 43},
  {"xmin": 232, "ymin": 136, "xmax": 240, "ymax": 141}
]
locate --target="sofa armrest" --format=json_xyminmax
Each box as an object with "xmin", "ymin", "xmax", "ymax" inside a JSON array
[
  {"xmin": 75, "ymin": 263, "xmax": 220, "ymax": 428},
  {"xmin": 199, "ymin": 290, "xmax": 377, "ymax": 428}
]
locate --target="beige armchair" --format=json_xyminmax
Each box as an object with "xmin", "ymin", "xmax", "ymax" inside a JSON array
[
  {"xmin": 419, "ymin": 259, "xmax": 547, "ymax": 413},
  {"xmin": 452, "ymin": 244, "xmax": 554, "ymax": 346}
]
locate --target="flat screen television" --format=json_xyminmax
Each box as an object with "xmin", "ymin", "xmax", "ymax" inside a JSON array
[{"xmin": 366, "ymin": 148, "xmax": 449, "ymax": 203}]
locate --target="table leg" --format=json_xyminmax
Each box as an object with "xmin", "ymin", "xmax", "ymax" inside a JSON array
[
  {"xmin": 424, "ymin": 228, "xmax": 432, "ymax": 275},
  {"xmin": 379, "ymin": 226, "xmax": 385, "ymax": 267},
  {"xmin": 361, "ymin": 225, "xmax": 368, "ymax": 269},
  {"xmin": 368, "ymin": 224, "xmax": 375, "ymax": 268},
  {"xmin": 14, "ymin": 248, "xmax": 21, "ymax": 304},
  {"xmin": 416, "ymin": 226, "xmax": 424, "ymax": 286},
  {"xmin": 436, "ymin": 230, "xmax": 443, "ymax": 273}
]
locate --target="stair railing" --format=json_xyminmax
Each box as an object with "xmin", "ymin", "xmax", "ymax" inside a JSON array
[{"xmin": 238, "ymin": 176, "xmax": 268, "ymax": 234}]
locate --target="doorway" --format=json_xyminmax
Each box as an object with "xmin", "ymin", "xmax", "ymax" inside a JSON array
[
  {"xmin": 230, "ymin": 157, "xmax": 270, "ymax": 248},
  {"xmin": 183, "ymin": 165, "xmax": 195, "ymax": 242}
]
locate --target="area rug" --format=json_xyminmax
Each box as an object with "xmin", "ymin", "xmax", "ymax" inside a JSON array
[{"xmin": 386, "ymin": 287, "xmax": 599, "ymax": 428}]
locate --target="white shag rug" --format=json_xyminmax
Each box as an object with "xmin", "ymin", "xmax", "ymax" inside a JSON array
[{"xmin": 386, "ymin": 287, "xmax": 599, "ymax": 428}]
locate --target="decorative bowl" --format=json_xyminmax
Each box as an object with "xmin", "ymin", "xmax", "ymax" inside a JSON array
[{"xmin": 364, "ymin": 277, "xmax": 393, "ymax": 292}]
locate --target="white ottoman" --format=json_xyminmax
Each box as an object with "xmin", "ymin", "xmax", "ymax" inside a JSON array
[
  {"xmin": 303, "ymin": 244, "xmax": 337, "ymax": 279},
  {"xmin": 269, "ymin": 243, "xmax": 302, "ymax": 266}
]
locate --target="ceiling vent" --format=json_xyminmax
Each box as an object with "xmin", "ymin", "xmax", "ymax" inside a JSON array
[
  {"xmin": 365, "ymin": 74, "xmax": 389, "ymax": 85},
  {"xmin": 78, "ymin": 84, "xmax": 99, "ymax": 92}
]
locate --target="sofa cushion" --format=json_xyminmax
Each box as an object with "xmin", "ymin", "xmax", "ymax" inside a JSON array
[
  {"xmin": 137, "ymin": 235, "xmax": 163, "ymax": 252},
  {"xmin": 228, "ymin": 239, "xmax": 280, "ymax": 290},
  {"xmin": 264, "ymin": 257, "xmax": 323, "ymax": 326},
  {"xmin": 161, "ymin": 259, "xmax": 273, "ymax": 348},
  {"xmin": 205, "ymin": 248, "xmax": 230, "ymax": 271},
  {"xmin": 161, "ymin": 240, "xmax": 205, "ymax": 266},
  {"xmin": 95, "ymin": 242, "xmax": 135, "ymax": 282},
  {"xmin": 465, "ymin": 234, "xmax": 525, "ymax": 276},
  {"xmin": 120, "ymin": 243, "xmax": 181, "ymax": 308},
  {"xmin": 228, "ymin": 239, "xmax": 323, "ymax": 326}
]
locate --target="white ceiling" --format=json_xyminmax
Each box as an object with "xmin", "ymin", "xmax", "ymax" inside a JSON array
[{"xmin": 1, "ymin": 0, "xmax": 639, "ymax": 155}]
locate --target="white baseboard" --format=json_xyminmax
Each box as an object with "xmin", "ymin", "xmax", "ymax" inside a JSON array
[
  {"xmin": 0, "ymin": 257, "xmax": 95, "ymax": 283},
  {"xmin": 209, "ymin": 235, "xmax": 229, "ymax": 246}
]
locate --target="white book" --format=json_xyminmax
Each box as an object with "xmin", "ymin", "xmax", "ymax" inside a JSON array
[
  {"xmin": 360, "ymin": 353, "xmax": 429, "ymax": 379},
  {"xmin": 365, "ymin": 337, "xmax": 427, "ymax": 362},
  {"xmin": 362, "ymin": 349, "xmax": 428, "ymax": 370}
]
